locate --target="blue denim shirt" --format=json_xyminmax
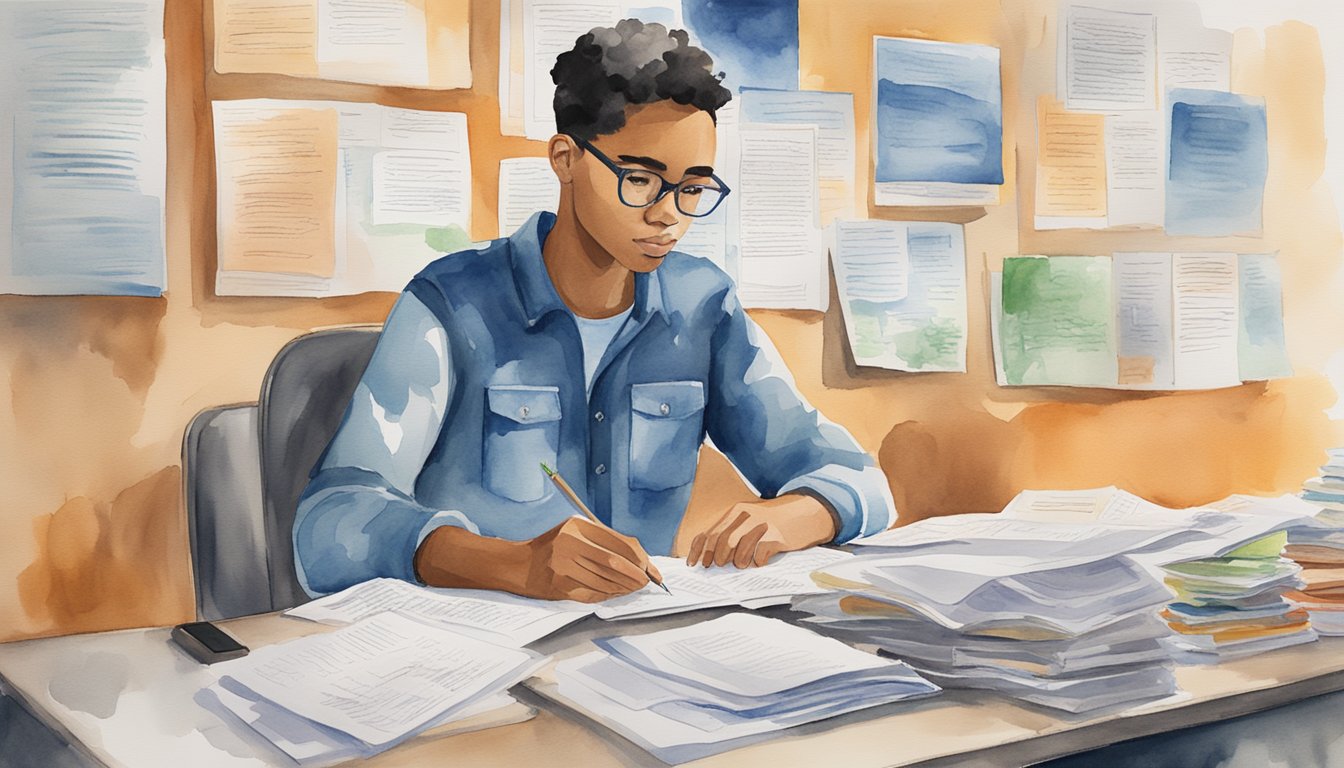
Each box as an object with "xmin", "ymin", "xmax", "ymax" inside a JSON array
[{"xmin": 293, "ymin": 212, "xmax": 896, "ymax": 596}]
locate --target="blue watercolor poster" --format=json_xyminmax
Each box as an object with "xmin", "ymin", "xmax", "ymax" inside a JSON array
[
  {"xmin": 872, "ymin": 37, "xmax": 1003, "ymax": 187},
  {"xmin": 682, "ymin": 0, "xmax": 799, "ymax": 92},
  {"xmin": 1165, "ymin": 88, "xmax": 1268, "ymax": 237}
]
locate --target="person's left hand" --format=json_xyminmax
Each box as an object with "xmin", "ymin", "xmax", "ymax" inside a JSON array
[{"xmin": 684, "ymin": 494, "xmax": 838, "ymax": 569}]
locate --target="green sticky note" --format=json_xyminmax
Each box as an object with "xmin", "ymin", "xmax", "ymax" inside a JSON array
[
  {"xmin": 1224, "ymin": 531, "xmax": 1288, "ymax": 559},
  {"xmin": 1000, "ymin": 255, "xmax": 1116, "ymax": 386}
]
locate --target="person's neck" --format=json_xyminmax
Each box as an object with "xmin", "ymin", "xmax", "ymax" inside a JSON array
[{"xmin": 541, "ymin": 202, "xmax": 635, "ymax": 319}]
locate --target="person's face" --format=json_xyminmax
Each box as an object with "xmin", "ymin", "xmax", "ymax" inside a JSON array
[{"xmin": 557, "ymin": 101, "xmax": 717, "ymax": 273}]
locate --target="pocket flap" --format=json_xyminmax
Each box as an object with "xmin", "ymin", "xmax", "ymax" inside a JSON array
[
  {"xmin": 631, "ymin": 381, "xmax": 705, "ymax": 419},
  {"xmin": 486, "ymin": 385, "xmax": 562, "ymax": 424}
]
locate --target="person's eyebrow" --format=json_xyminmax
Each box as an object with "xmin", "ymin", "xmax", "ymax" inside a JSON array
[
  {"xmin": 616, "ymin": 154, "xmax": 668, "ymax": 172},
  {"xmin": 684, "ymin": 165, "xmax": 715, "ymax": 178}
]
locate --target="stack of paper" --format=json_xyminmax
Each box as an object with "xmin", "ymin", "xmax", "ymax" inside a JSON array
[
  {"xmin": 202, "ymin": 612, "xmax": 544, "ymax": 765},
  {"xmin": 797, "ymin": 551, "xmax": 1178, "ymax": 713},
  {"xmin": 538, "ymin": 612, "xmax": 939, "ymax": 764},
  {"xmin": 1160, "ymin": 533, "xmax": 1316, "ymax": 660},
  {"xmin": 1285, "ymin": 449, "xmax": 1344, "ymax": 634},
  {"xmin": 595, "ymin": 548, "xmax": 853, "ymax": 620}
]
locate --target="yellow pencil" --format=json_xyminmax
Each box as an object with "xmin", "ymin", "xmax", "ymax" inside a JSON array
[{"xmin": 540, "ymin": 462, "xmax": 671, "ymax": 594}]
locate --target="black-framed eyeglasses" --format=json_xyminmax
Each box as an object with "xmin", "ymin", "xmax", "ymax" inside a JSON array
[{"xmin": 568, "ymin": 134, "xmax": 731, "ymax": 218}]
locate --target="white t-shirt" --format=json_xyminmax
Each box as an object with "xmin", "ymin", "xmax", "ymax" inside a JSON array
[{"xmin": 572, "ymin": 306, "xmax": 633, "ymax": 395}]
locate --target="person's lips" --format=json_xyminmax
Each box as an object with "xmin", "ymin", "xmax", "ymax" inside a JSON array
[{"xmin": 634, "ymin": 237, "xmax": 676, "ymax": 258}]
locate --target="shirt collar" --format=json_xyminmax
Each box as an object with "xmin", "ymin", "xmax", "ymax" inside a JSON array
[{"xmin": 508, "ymin": 211, "xmax": 668, "ymax": 327}]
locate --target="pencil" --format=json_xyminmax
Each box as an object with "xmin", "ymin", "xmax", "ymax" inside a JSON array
[{"xmin": 540, "ymin": 462, "xmax": 671, "ymax": 594}]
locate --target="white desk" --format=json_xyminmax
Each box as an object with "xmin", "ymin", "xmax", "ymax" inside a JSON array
[{"xmin": 3, "ymin": 606, "xmax": 1344, "ymax": 768}]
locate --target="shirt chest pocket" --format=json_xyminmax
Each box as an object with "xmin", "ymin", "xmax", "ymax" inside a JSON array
[
  {"xmin": 629, "ymin": 381, "xmax": 705, "ymax": 492},
  {"xmin": 483, "ymin": 385, "xmax": 561, "ymax": 503}
]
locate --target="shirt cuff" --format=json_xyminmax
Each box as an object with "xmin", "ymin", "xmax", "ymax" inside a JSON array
[{"xmin": 778, "ymin": 464, "xmax": 897, "ymax": 543}]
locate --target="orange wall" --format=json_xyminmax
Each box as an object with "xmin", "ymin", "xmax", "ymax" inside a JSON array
[{"xmin": 0, "ymin": 0, "xmax": 1340, "ymax": 642}]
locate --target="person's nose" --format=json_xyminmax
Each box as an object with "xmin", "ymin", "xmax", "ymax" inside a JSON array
[{"xmin": 644, "ymin": 188, "xmax": 681, "ymax": 229}]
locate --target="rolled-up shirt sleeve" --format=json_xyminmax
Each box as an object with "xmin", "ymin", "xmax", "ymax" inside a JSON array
[
  {"xmin": 704, "ymin": 287, "xmax": 897, "ymax": 543},
  {"xmin": 293, "ymin": 292, "xmax": 477, "ymax": 597}
]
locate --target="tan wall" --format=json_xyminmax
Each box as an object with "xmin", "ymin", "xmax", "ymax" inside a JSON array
[{"xmin": 1, "ymin": 0, "xmax": 1340, "ymax": 643}]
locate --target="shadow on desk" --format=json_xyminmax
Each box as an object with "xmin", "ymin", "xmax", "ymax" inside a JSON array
[
  {"xmin": 1036, "ymin": 689, "xmax": 1344, "ymax": 768},
  {"xmin": 0, "ymin": 694, "xmax": 93, "ymax": 768}
]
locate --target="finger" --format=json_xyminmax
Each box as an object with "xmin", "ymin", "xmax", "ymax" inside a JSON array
[
  {"xmin": 555, "ymin": 578, "xmax": 608, "ymax": 604},
  {"xmin": 732, "ymin": 522, "xmax": 769, "ymax": 569},
  {"xmin": 686, "ymin": 529, "xmax": 708, "ymax": 566},
  {"xmin": 700, "ymin": 508, "xmax": 749, "ymax": 567},
  {"xmin": 563, "ymin": 564, "xmax": 628, "ymax": 597},
  {"xmin": 686, "ymin": 508, "xmax": 733, "ymax": 565},
  {"xmin": 752, "ymin": 540, "xmax": 783, "ymax": 568},
  {"xmin": 711, "ymin": 510, "xmax": 754, "ymax": 567},
  {"xmin": 572, "ymin": 517, "xmax": 653, "ymax": 570},
  {"xmin": 570, "ymin": 556, "xmax": 643, "ymax": 594},
  {"xmin": 576, "ymin": 549, "xmax": 647, "ymax": 592},
  {"xmin": 646, "ymin": 559, "xmax": 663, "ymax": 584}
]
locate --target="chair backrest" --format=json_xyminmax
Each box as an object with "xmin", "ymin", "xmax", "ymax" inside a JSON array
[
  {"xmin": 183, "ymin": 403, "xmax": 271, "ymax": 621},
  {"xmin": 257, "ymin": 327, "xmax": 381, "ymax": 611}
]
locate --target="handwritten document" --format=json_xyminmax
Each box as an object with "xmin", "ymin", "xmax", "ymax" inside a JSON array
[
  {"xmin": 498, "ymin": 158, "xmax": 560, "ymax": 237},
  {"xmin": 1173, "ymin": 252, "xmax": 1240, "ymax": 390},
  {"xmin": 1035, "ymin": 96, "xmax": 1108, "ymax": 229},
  {"xmin": 1062, "ymin": 4, "xmax": 1156, "ymax": 111}
]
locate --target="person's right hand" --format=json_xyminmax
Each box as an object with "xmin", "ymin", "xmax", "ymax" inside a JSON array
[{"xmin": 516, "ymin": 516, "xmax": 661, "ymax": 602}]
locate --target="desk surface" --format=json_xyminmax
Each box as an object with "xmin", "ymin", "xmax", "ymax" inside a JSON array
[{"xmin": 3, "ymin": 607, "xmax": 1344, "ymax": 768}]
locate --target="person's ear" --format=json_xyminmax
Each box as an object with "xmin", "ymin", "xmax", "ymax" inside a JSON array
[{"xmin": 548, "ymin": 134, "xmax": 579, "ymax": 184}]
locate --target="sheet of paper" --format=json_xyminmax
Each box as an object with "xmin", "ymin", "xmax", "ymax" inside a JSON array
[
  {"xmin": 498, "ymin": 158, "xmax": 560, "ymax": 237},
  {"xmin": 832, "ymin": 221, "xmax": 967, "ymax": 372},
  {"xmin": 498, "ymin": 0, "xmax": 525, "ymax": 135},
  {"xmin": 216, "ymin": 612, "xmax": 541, "ymax": 748},
  {"xmin": 1062, "ymin": 4, "xmax": 1156, "ymax": 111},
  {"xmin": 1104, "ymin": 111, "xmax": 1164, "ymax": 228},
  {"xmin": 740, "ymin": 88, "xmax": 856, "ymax": 223},
  {"xmin": 316, "ymin": 0, "xmax": 429, "ymax": 86},
  {"xmin": 286, "ymin": 578, "xmax": 593, "ymax": 646},
  {"xmin": 872, "ymin": 36, "xmax": 1002, "ymax": 206},
  {"xmin": 214, "ymin": 0, "xmax": 318, "ymax": 76},
  {"xmin": 1237, "ymin": 253, "xmax": 1292, "ymax": 381},
  {"xmin": 735, "ymin": 123, "xmax": 826, "ymax": 310},
  {"xmin": 596, "ymin": 548, "xmax": 851, "ymax": 620},
  {"xmin": 1, "ymin": 0, "xmax": 167, "ymax": 296},
  {"xmin": 1113, "ymin": 252, "xmax": 1174, "ymax": 388},
  {"xmin": 1172, "ymin": 252, "xmax": 1240, "ymax": 389},
  {"xmin": 1035, "ymin": 97, "xmax": 1108, "ymax": 229},
  {"xmin": 989, "ymin": 271, "xmax": 1008, "ymax": 385},
  {"xmin": 214, "ymin": 0, "xmax": 469, "ymax": 87},
  {"xmin": 213, "ymin": 101, "xmax": 339, "ymax": 277},
  {"xmin": 601, "ymin": 613, "xmax": 889, "ymax": 697},
  {"xmin": 215, "ymin": 100, "xmax": 474, "ymax": 297},
  {"xmin": 998, "ymin": 255, "xmax": 1117, "ymax": 387},
  {"xmin": 1165, "ymin": 88, "xmax": 1268, "ymax": 237}
]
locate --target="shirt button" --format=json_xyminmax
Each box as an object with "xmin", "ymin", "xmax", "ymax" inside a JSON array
[
  {"xmin": 659, "ymin": 402, "xmax": 670, "ymax": 416},
  {"xmin": 594, "ymin": 411, "xmax": 605, "ymax": 422},
  {"xmin": 594, "ymin": 464, "xmax": 607, "ymax": 475},
  {"xmin": 518, "ymin": 405, "xmax": 530, "ymax": 419}
]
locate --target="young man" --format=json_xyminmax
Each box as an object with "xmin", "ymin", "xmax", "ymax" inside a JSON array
[{"xmin": 293, "ymin": 20, "xmax": 895, "ymax": 602}]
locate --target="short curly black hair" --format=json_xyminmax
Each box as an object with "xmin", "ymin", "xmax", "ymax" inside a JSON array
[{"xmin": 551, "ymin": 18, "xmax": 732, "ymax": 141}]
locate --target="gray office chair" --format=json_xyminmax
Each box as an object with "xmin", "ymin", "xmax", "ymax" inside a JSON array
[
  {"xmin": 183, "ymin": 403, "xmax": 271, "ymax": 621},
  {"xmin": 257, "ymin": 327, "xmax": 381, "ymax": 612}
]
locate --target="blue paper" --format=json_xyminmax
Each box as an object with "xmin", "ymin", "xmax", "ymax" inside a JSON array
[
  {"xmin": 682, "ymin": 0, "xmax": 799, "ymax": 91},
  {"xmin": 1165, "ymin": 88, "xmax": 1268, "ymax": 237},
  {"xmin": 873, "ymin": 37, "xmax": 1002, "ymax": 185},
  {"xmin": 1237, "ymin": 253, "xmax": 1292, "ymax": 381}
]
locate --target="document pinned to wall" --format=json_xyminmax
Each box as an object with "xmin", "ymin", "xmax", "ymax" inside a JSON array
[
  {"xmin": 1061, "ymin": 4, "xmax": 1156, "ymax": 112},
  {"xmin": 991, "ymin": 252, "xmax": 1287, "ymax": 390},
  {"xmin": 1237, "ymin": 253, "xmax": 1292, "ymax": 382},
  {"xmin": 0, "ymin": 0, "xmax": 167, "ymax": 296},
  {"xmin": 213, "ymin": 0, "xmax": 470, "ymax": 88},
  {"xmin": 830, "ymin": 220, "xmax": 967, "ymax": 373},
  {"xmin": 741, "ymin": 88, "xmax": 856, "ymax": 224},
  {"xmin": 498, "ymin": 158, "xmax": 560, "ymax": 238},
  {"xmin": 1034, "ymin": 96, "xmax": 1108, "ymax": 230},
  {"xmin": 872, "ymin": 36, "xmax": 1003, "ymax": 207},
  {"xmin": 735, "ymin": 123, "xmax": 826, "ymax": 310},
  {"xmin": 1165, "ymin": 89, "xmax": 1268, "ymax": 237},
  {"xmin": 997, "ymin": 255, "xmax": 1118, "ymax": 387},
  {"xmin": 214, "ymin": 99, "xmax": 473, "ymax": 297}
]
